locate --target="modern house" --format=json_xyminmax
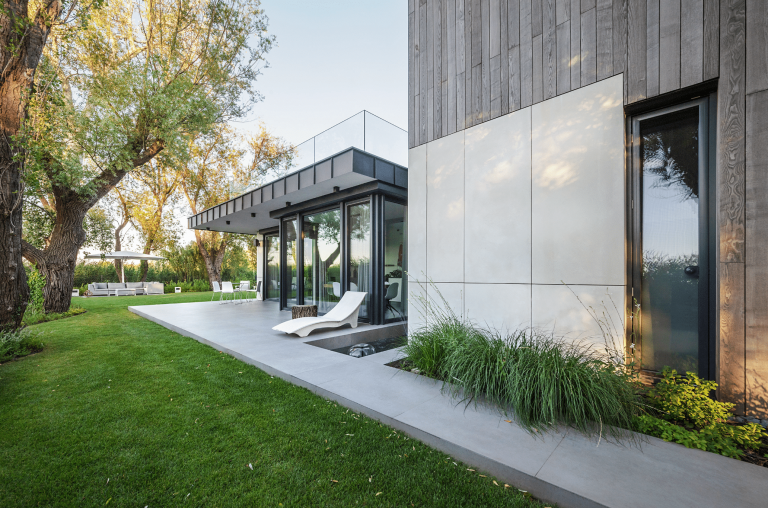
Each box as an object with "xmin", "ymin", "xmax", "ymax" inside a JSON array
[
  {"xmin": 188, "ymin": 111, "xmax": 409, "ymax": 325},
  {"xmin": 406, "ymin": 0, "xmax": 767, "ymax": 418}
]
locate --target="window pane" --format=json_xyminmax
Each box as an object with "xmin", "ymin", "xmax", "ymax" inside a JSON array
[
  {"xmin": 384, "ymin": 201, "xmax": 407, "ymax": 321},
  {"xmin": 348, "ymin": 202, "xmax": 371, "ymax": 319},
  {"xmin": 640, "ymin": 107, "xmax": 700, "ymax": 373},
  {"xmin": 266, "ymin": 235, "xmax": 280, "ymax": 300},
  {"xmin": 303, "ymin": 209, "xmax": 342, "ymax": 313},
  {"xmin": 284, "ymin": 218, "xmax": 298, "ymax": 307}
]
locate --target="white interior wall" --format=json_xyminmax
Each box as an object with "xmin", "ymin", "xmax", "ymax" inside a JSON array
[{"xmin": 407, "ymin": 75, "xmax": 625, "ymax": 345}]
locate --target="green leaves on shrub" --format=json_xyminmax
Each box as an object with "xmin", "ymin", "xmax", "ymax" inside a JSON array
[
  {"xmin": 27, "ymin": 270, "xmax": 46, "ymax": 315},
  {"xmin": 637, "ymin": 368, "xmax": 768, "ymax": 458},
  {"xmin": 0, "ymin": 329, "xmax": 44, "ymax": 363}
]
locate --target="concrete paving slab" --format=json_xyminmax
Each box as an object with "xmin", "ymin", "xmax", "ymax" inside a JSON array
[{"xmin": 130, "ymin": 300, "xmax": 768, "ymax": 508}]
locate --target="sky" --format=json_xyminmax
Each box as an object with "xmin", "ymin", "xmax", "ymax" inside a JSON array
[
  {"xmin": 238, "ymin": 0, "xmax": 408, "ymax": 145},
  {"xmin": 123, "ymin": 0, "xmax": 409, "ymax": 254}
]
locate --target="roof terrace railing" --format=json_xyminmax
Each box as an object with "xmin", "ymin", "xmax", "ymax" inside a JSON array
[{"xmin": 292, "ymin": 111, "xmax": 407, "ymax": 169}]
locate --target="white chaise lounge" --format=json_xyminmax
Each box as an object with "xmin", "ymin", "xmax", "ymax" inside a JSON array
[{"xmin": 272, "ymin": 291, "xmax": 367, "ymax": 338}]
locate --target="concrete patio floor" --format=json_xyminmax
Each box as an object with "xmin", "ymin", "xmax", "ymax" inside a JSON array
[{"xmin": 130, "ymin": 300, "xmax": 768, "ymax": 508}]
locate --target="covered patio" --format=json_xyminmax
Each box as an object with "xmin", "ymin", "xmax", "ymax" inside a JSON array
[{"xmin": 129, "ymin": 298, "xmax": 768, "ymax": 508}]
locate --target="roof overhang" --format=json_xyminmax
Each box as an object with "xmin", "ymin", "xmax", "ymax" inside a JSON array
[{"xmin": 187, "ymin": 147, "xmax": 407, "ymax": 235}]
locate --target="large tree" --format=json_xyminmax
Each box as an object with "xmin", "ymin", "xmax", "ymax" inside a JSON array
[
  {"xmin": 0, "ymin": 0, "xmax": 88, "ymax": 328},
  {"xmin": 178, "ymin": 123, "xmax": 293, "ymax": 287},
  {"xmin": 20, "ymin": 0, "xmax": 273, "ymax": 313}
]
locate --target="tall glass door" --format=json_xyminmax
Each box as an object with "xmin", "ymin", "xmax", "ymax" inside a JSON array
[
  {"xmin": 283, "ymin": 218, "xmax": 298, "ymax": 307},
  {"xmin": 347, "ymin": 201, "xmax": 371, "ymax": 320},
  {"xmin": 633, "ymin": 99, "xmax": 712, "ymax": 376},
  {"xmin": 265, "ymin": 234, "xmax": 280, "ymax": 301},
  {"xmin": 303, "ymin": 208, "xmax": 342, "ymax": 314}
]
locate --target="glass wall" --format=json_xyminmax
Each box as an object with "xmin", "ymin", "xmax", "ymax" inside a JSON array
[
  {"xmin": 265, "ymin": 234, "xmax": 280, "ymax": 301},
  {"xmin": 348, "ymin": 202, "xmax": 371, "ymax": 320},
  {"xmin": 283, "ymin": 218, "xmax": 298, "ymax": 307},
  {"xmin": 303, "ymin": 208, "xmax": 342, "ymax": 313},
  {"xmin": 384, "ymin": 201, "xmax": 407, "ymax": 321}
]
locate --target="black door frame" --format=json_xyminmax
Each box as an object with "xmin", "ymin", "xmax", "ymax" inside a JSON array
[{"xmin": 629, "ymin": 94, "xmax": 717, "ymax": 380}]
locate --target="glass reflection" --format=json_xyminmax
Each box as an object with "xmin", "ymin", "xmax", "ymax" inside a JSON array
[
  {"xmin": 384, "ymin": 201, "xmax": 407, "ymax": 321},
  {"xmin": 284, "ymin": 218, "xmax": 298, "ymax": 307},
  {"xmin": 265, "ymin": 235, "xmax": 280, "ymax": 301},
  {"xmin": 315, "ymin": 112, "xmax": 365, "ymax": 161},
  {"xmin": 303, "ymin": 209, "xmax": 342, "ymax": 313},
  {"xmin": 348, "ymin": 202, "xmax": 371, "ymax": 320},
  {"xmin": 364, "ymin": 111, "xmax": 408, "ymax": 166},
  {"xmin": 640, "ymin": 107, "xmax": 700, "ymax": 373}
]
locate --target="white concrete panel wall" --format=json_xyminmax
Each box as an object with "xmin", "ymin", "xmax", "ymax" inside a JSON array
[{"xmin": 407, "ymin": 75, "xmax": 625, "ymax": 340}]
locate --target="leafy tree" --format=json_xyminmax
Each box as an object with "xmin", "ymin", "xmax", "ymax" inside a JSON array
[
  {"xmin": 0, "ymin": 0, "xmax": 93, "ymax": 329},
  {"xmin": 178, "ymin": 123, "xmax": 293, "ymax": 287},
  {"xmin": 20, "ymin": 0, "xmax": 273, "ymax": 313}
]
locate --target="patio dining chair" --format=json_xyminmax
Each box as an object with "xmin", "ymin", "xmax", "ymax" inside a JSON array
[
  {"xmin": 220, "ymin": 281, "xmax": 235, "ymax": 304},
  {"xmin": 211, "ymin": 280, "xmax": 222, "ymax": 301},
  {"xmin": 246, "ymin": 281, "xmax": 261, "ymax": 301},
  {"xmin": 235, "ymin": 281, "xmax": 250, "ymax": 304}
]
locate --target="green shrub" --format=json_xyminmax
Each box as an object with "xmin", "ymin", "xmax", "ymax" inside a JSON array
[
  {"xmin": 27, "ymin": 270, "xmax": 46, "ymax": 315},
  {"xmin": 403, "ymin": 286, "xmax": 641, "ymax": 440},
  {"xmin": 0, "ymin": 329, "xmax": 44, "ymax": 363},
  {"xmin": 636, "ymin": 368, "xmax": 767, "ymax": 458}
]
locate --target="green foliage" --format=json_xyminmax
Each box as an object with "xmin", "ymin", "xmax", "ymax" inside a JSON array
[
  {"xmin": 23, "ymin": 307, "xmax": 87, "ymax": 327},
  {"xmin": 637, "ymin": 368, "xmax": 768, "ymax": 458},
  {"xmin": 163, "ymin": 280, "xmax": 212, "ymax": 293},
  {"xmin": 26, "ymin": 270, "xmax": 46, "ymax": 315},
  {"xmin": 0, "ymin": 329, "xmax": 44, "ymax": 363},
  {"xmin": 403, "ymin": 287, "xmax": 641, "ymax": 439}
]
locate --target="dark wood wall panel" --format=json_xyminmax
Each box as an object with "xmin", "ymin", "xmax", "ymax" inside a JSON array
[
  {"xmin": 570, "ymin": 0, "xmax": 581, "ymax": 88},
  {"xmin": 646, "ymin": 0, "xmax": 659, "ymax": 97},
  {"xmin": 659, "ymin": 0, "xmax": 680, "ymax": 94},
  {"xmin": 746, "ymin": 0, "xmax": 768, "ymax": 94},
  {"xmin": 596, "ymin": 5, "xmax": 613, "ymax": 80},
  {"xmin": 626, "ymin": 0, "xmax": 646, "ymax": 102},
  {"xmin": 681, "ymin": 0, "xmax": 704, "ymax": 88},
  {"xmin": 581, "ymin": 8, "xmax": 597, "ymax": 85}
]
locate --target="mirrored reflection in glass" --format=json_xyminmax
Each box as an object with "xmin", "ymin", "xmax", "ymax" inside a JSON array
[
  {"xmin": 303, "ymin": 209, "xmax": 342, "ymax": 314},
  {"xmin": 364, "ymin": 112, "xmax": 408, "ymax": 166},
  {"xmin": 640, "ymin": 107, "xmax": 700, "ymax": 373},
  {"xmin": 315, "ymin": 112, "xmax": 365, "ymax": 161},
  {"xmin": 348, "ymin": 202, "xmax": 371, "ymax": 320},
  {"xmin": 265, "ymin": 235, "xmax": 280, "ymax": 300},
  {"xmin": 284, "ymin": 218, "xmax": 298, "ymax": 307},
  {"xmin": 384, "ymin": 200, "xmax": 407, "ymax": 322}
]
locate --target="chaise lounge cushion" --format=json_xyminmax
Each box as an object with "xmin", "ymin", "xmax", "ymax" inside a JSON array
[
  {"xmin": 107, "ymin": 282, "xmax": 126, "ymax": 290},
  {"xmin": 95, "ymin": 283, "xmax": 108, "ymax": 290}
]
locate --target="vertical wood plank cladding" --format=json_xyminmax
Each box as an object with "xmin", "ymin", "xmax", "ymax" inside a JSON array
[
  {"xmin": 544, "ymin": 0, "xmax": 557, "ymax": 99},
  {"xmin": 491, "ymin": 0, "xmax": 501, "ymax": 57},
  {"xmin": 721, "ymin": 262, "xmax": 746, "ymax": 414},
  {"xmin": 448, "ymin": 0, "xmax": 457, "ymax": 135},
  {"xmin": 510, "ymin": 45, "xmax": 522, "ymax": 109},
  {"xmin": 482, "ymin": 0, "xmax": 492, "ymax": 121},
  {"xmin": 718, "ymin": 0, "xmax": 747, "ymax": 413},
  {"xmin": 532, "ymin": 0, "xmax": 543, "ymax": 36},
  {"xmin": 596, "ymin": 6, "xmax": 613, "ymax": 80},
  {"xmin": 501, "ymin": 0, "xmax": 510, "ymax": 114},
  {"xmin": 557, "ymin": 21, "xmax": 571, "ymax": 93},
  {"xmin": 646, "ymin": 0, "xmax": 660, "ymax": 97},
  {"xmin": 571, "ymin": 0, "xmax": 581, "ymax": 87},
  {"xmin": 681, "ymin": 0, "xmax": 704, "ymax": 88},
  {"xmin": 581, "ymin": 0, "xmax": 596, "ymax": 12},
  {"xmin": 533, "ymin": 34, "xmax": 544, "ymax": 102},
  {"xmin": 435, "ymin": 0, "xmax": 443, "ymax": 139},
  {"xmin": 457, "ymin": 73, "xmax": 466, "ymax": 130},
  {"xmin": 442, "ymin": 80, "xmax": 449, "ymax": 137},
  {"xmin": 746, "ymin": 90, "xmax": 768, "ymax": 417},
  {"xmin": 491, "ymin": 55, "xmax": 502, "ymax": 116},
  {"xmin": 472, "ymin": 63, "xmax": 483, "ymax": 121},
  {"xmin": 509, "ymin": 0, "xmax": 521, "ymax": 47},
  {"xmin": 521, "ymin": 0, "xmax": 534, "ymax": 107},
  {"xmin": 409, "ymin": 10, "xmax": 415, "ymax": 148},
  {"xmin": 441, "ymin": 0, "xmax": 449, "ymax": 137},
  {"xmin": 472, "ymin": 0, "xmax": 482, "ymax": 65},
  {"xmin": 557, "ymin": 0, "xmax": 571, "ymax": 23},
  {"xmin": 746, "ymin": 0, "xmax": 768, "ymax": 94},
  {"xmin": 420, "ymin": 2, "xmax": 428, "ymax": 144},
  {"xmin": 702, "ymin": 0, "xmax": 718, "ymax": 80},
  {"xmin": 627, "ymin": 0, "xmax": 647, "ymax": 102},
  {"xmin": 581, "ymin": 8, "xmax": 597, "ymax": 85},
  {"xmin": 659, "ymin": 0, "xmax": 681, "ymax": 94},
  {"xmin": 719, "ymin": 0, "xmax": 746, "ymax": 263},
  {"xmin": 613, "ymin": 0, "xmax": 628, "ymax": 79},
  {"xmin": 427, "ymin": 0, "xmax": 434, "ymax": 141},
  {"xmin": 466, "ymin": 0, "xmax": 474, "ymax": 127},
  {"xmin": 596, "ymin": 0, "xmax": 611, "ymax": 8}
]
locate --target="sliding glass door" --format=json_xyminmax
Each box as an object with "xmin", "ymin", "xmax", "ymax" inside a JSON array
[
  {"xmin": 283, "ymin": 218, "xmax": 298, "ymax": 307},
  {"xmin": 303, "ymin": 208, "xmax": 342, "ymax": 314},
  {"xmin": 384, "ymin": 200, "xmax": 407, "ymax": 322},
  {"xmin": 265, "ymin": 234, "xmax": 280, "ymax": 301},
  {"xmin": 632, "ymin": 97, "xmax": 713, "ymax": 377},
  {"xmin": 347, "ymin": 201, "xmax": 371, "ymax": 320}
]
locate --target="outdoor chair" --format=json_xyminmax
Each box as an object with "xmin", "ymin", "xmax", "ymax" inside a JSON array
[
  {"xmin": 220, "ymin": 281, "xmax": 235, "ymax": 304},
  {"xmin": 235, "ymin": 281, "xmax": 250, "ymax": 304},
  {"xmin": 272, "ymin": 291, "xmax": 367, "ymax": 338},
  {"xmin": 384, "ymin": 282, "xmax": 401, "ymax": 319},
  {"xmin": 211, "ymin": 281, "xmax": 221, "ymax": 301},
  {"xmin": 246, "ymin": 281, "xmax": 261, "ymax": 301}
]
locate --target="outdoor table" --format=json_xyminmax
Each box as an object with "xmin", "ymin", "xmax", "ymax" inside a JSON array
[{"xmin": 291, "ymin": 305, "xmax": 318, "ymax": 319}]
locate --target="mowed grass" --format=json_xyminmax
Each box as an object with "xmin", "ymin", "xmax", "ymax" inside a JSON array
[{"xmin": 0, "ymin": 293, "xmax": 548, "ymax": 507}]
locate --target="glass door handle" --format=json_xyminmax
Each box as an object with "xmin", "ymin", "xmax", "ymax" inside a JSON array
[{"xmin": 684, "ymin": 266, "xmax": 699, "ymax": 278}]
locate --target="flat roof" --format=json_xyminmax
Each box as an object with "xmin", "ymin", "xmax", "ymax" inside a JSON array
[{"xmin": 187, "ymin": 147, "xmax": 407, "ymax": 235}]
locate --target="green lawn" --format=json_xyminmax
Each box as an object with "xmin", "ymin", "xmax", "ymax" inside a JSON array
[{"xmin": 0, "ymin": 293, "xmax": 549, "ymax": 507}]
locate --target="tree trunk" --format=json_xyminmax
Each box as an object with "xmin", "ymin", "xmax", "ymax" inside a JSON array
[
  {"xmin": 22, "ymin": 201, "xmax": 87, "ymax": 313},
  {"xmin": 113, "ymin": 219, "xmax": 128, "ymax": 282},
  {"xmin": 194, "ymin": 230, "xmax": 227, "ymax": 290}
]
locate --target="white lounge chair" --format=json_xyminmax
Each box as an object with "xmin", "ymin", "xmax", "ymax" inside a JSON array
[
  {"xmin": 211, "ymin": 281, "xmax": 221, "ymax": 301},
  {"xmin": 272, "ymin": 291, "xmax": 367, "ymax": 338}
]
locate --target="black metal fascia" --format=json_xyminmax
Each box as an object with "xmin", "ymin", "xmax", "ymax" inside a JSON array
[{"xmin": 268, "ymin": 181, "xmax": 407, "ymax": 220}]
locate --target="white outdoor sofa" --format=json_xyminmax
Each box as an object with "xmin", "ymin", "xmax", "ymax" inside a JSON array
[
  {"xmin": 272, "ymin": 291, "xmax": 367, "ymax": 338},
  {"xmin": 87, "ymin": 282, "xmax": 164, "ymax": 296}
]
